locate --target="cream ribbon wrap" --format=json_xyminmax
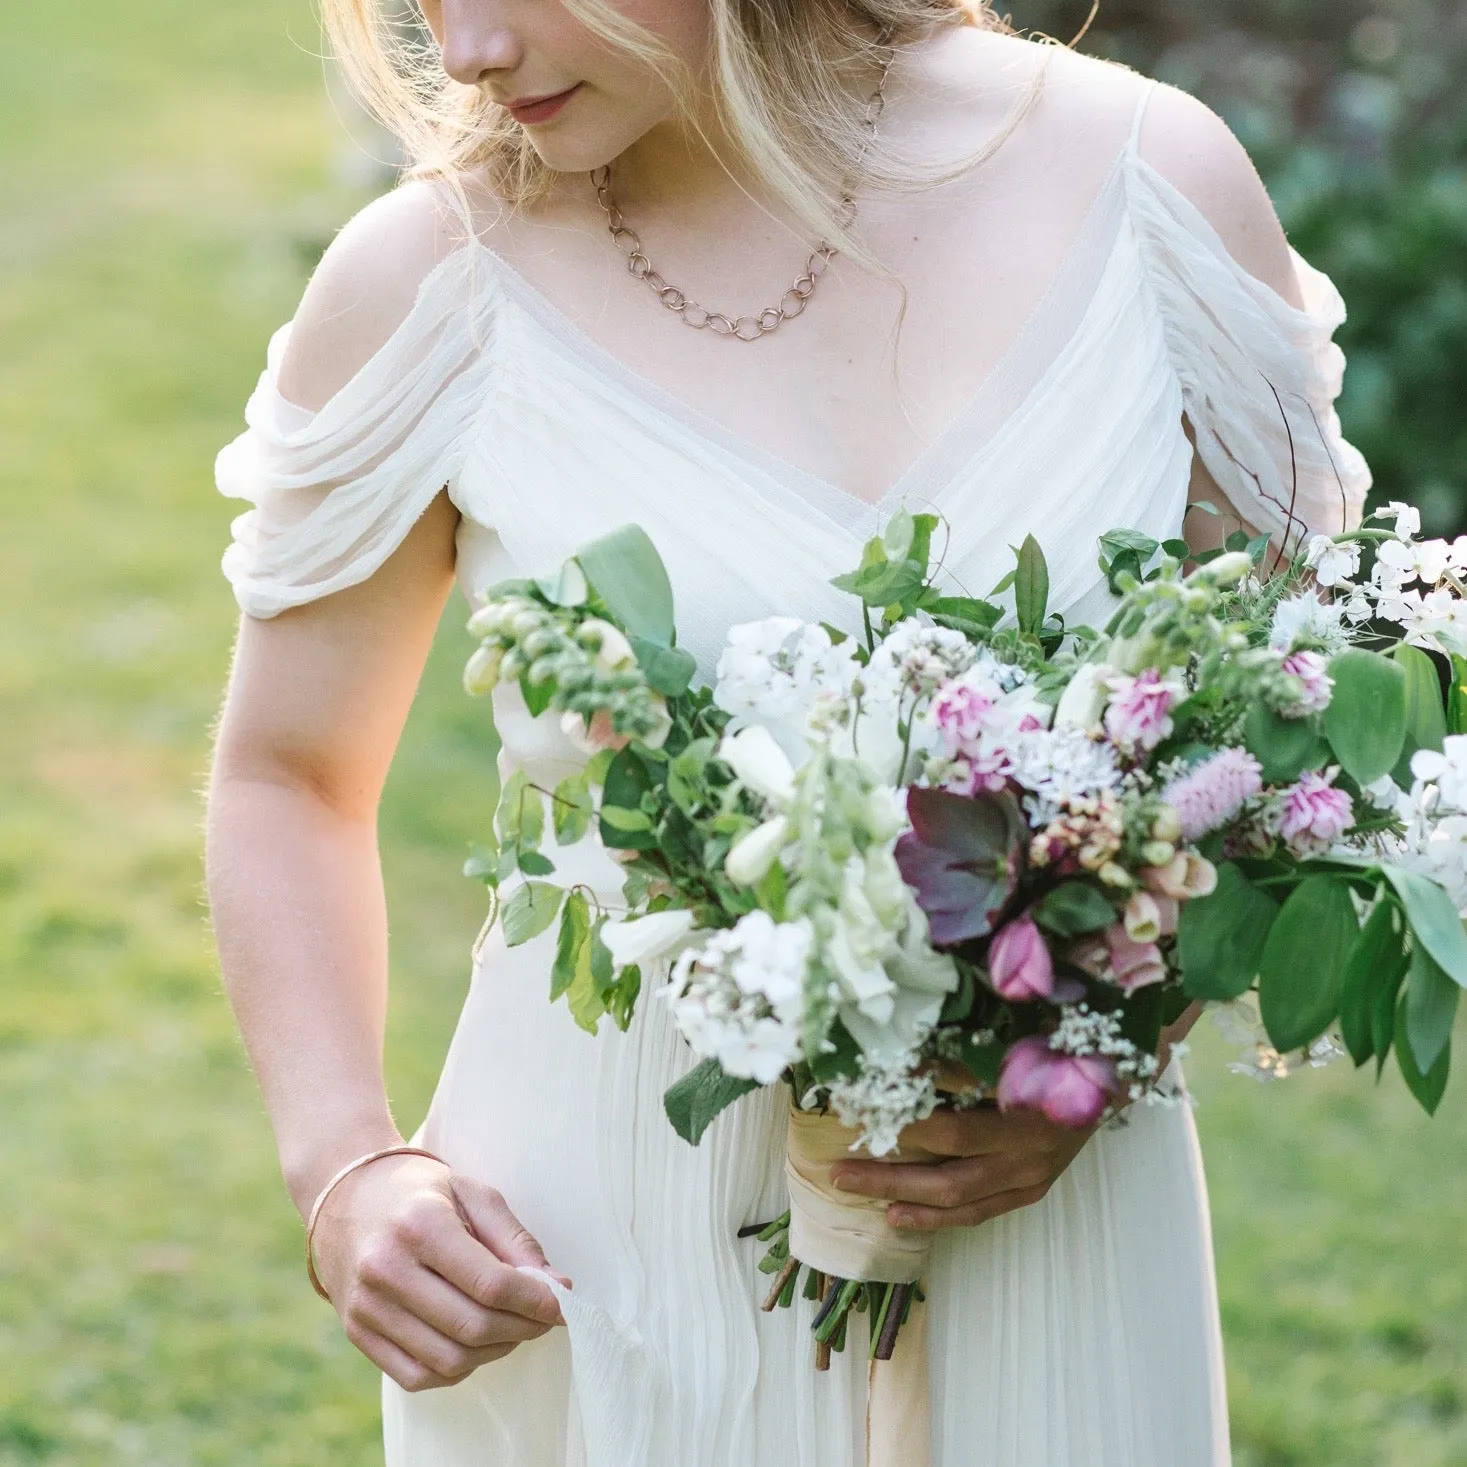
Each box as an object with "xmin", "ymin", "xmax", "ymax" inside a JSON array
[{"xmin": 785, "ymin": 1106, "xmax": 937, "ymax": 1467}]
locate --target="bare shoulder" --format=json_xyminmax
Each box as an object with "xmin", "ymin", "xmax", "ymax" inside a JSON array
[
  {"xmin": 276, "ymin": 179, "xmax": 471, "ymax": 413},
  {"xmin": 1132, "ymin": 81, "xmax": 1302, "ymax": 307}
]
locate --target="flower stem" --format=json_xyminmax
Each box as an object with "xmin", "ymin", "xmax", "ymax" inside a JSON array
[{"xmin": 761, "ymin": 1257, "xmax": 801, "ymax": 1312}]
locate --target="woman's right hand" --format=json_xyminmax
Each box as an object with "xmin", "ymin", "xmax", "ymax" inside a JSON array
[{"xmin": 309, "ymin": 1153, "xmax": 571, "ymax": 1392}]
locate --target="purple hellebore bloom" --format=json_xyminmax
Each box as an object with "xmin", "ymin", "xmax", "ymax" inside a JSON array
[
  {"xmin": 894, "ymin": 787, "xmax": 1024, "ymax": 947},
  {"xmin": 997, "ymin": 1035, "xmax": 1117, "ymax": 1128}
]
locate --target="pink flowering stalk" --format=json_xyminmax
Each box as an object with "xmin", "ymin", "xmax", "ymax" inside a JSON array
[
  {"xmin": 1276, "ymin": 769, "xmax": 1354, "ymax": 854},
  {"xmin": 1104, "ymin": 669, "xmax": 1178, "ymax": 754},
  {"xmin": 988, "ymin": 914, "xmax": 1054, "ymax": 1000},
  {"xmin": 997, "ymin": 1036, "xmax": 1116, "ymax": 1127},
  {"xmin": 1278, "ymin": 650, "xmax": 1333, "ymax": 719},
  {"xmin": 1161, "ymin": 749, "xmax": 1264, "ymax": 841}
]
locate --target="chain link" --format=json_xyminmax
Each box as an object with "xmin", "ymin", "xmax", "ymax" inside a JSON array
[{"xmin": 589, "ymin": 42, "xmax": 895, "ymax": 341}]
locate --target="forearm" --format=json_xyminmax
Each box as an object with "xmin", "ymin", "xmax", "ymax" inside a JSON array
[{"xmin": 206, "ymin": 773, "xmax": 404, "ymax": 1217}]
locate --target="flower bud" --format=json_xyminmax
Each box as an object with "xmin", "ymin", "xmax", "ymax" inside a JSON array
[
  {"xmin": 511, "ymin": 609, "xmax": 545, "ymax": 638},
  {"xmin": 578, "ymin": 618, "xmax": 637, "ymax": 672},
  {"xmin": 462, "ymin": 644, "xmax": 504, "ymax": 696},
  {"xmin": 1191, "ymin": 551, "xmax": 1252, "ymax": 587},
  {"xmin": 466, "ymin": 603, "xmax": 505, "ymax": 639},
  {"xmin": 724, "ymin": 815, "xmax": 790, "ymax": 886},
  {"xmin": 1122, "ymin": 891, "xmax": 1163, "ymax": 944},
  {"xmin": 1097, "ymin": 861, "xmax": 1133, "ymax": 888},
  {"xmin": 1151, "ymin": 805, "xmax": 1182, "ymax": 843},
  {"xmin": 1140, "ymin": 839, "xmax": 1175, "ymax": 868},
  {"xmin": 987, "ymin": 914, "xmax": 1054, "ymax": 1002}
]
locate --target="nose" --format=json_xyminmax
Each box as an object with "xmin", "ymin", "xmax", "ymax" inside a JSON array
[{"xmin": 437, "ymin": 1, "xmax": 524, "ymax": 86}]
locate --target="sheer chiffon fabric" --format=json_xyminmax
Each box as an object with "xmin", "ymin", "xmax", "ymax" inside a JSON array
[{"xmin": 217, "ymin": 82, "xmax": 1367, "ymax": 1466}]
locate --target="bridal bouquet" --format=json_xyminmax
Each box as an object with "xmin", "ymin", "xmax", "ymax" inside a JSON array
[{"xmin": 461, "ymin": 504, "xmax": 1467, "ymax": 1365}]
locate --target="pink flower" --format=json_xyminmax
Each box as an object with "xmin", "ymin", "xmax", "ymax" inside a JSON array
[
  {"xmin": 1142, "ymin": 852, "xmax": 1217, "ymax": 902},
  {"xmin": 988, "ymin": 915, "xmax": 1054, "ymax": 1001},
  {"xmin": 1276, "ymin": 769, "xmax": 1354, "ymax": 854},
  {"xmin": 1161, "ymin": 749, "xmax": 1264, "ymax": 841},
  {"xmin": 1105, "ymin": 925, "xmax": 1168, "ymax": 991},
  {"xmin": 1278, "ymin": 651, "xmax": 1333, "ymax": 719},
  {"xmin": 998, "ymin": 1036, "xmax": 1117, "ymax": 1128},
  {"xmin": 941, "ymin": 744, "xmax": 1011, "ymax": 797},
  {"xmin": 930, "ymin": 677, "xmax": 996, "ymax": 748},
  {"xmin": 1104, "ymin": 669, "xmax": 1178, "ymax": 754},
  {"xmin": 1123, "ymin": 890, "xmax": 1177, "ymax": 941},
  {"xmin": 1067, "ymin": 935, "xmax": 1110, "ymax": 976}
]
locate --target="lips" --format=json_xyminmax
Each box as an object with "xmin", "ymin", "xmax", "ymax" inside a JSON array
[{"xmin": 505, "ymin": 83, "xmax": 582, "ymax": 126}]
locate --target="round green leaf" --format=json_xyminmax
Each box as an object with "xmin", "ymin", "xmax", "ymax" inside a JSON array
[
  {"xmin": 1242, "ymin": 703, "xmax": 1329, "ymax": 785},
  {"xmin": 1381, "ymin": 864, "xmax": 1467, "ymax": 988},
  {"xmin": 1177, "ymin": 862, "xmax": 1279, "ymax": 1000},
  {"xmin": 502, "ymin": 880, "xmax": 565, "ymax": 948},
  {"xmin": 1258, "ymin": 874, "xmax": 1358, "ymax": 1052},
  {"xmin": 1405, "ymin": 942, "xmax": 1461, "ymax": 1076},
  {"xmin": 1323, "ymin": 649, "xmax": 1407, "ymax": 787}
]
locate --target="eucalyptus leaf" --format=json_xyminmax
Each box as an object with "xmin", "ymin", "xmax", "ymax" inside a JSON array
[
  {"xmin": 631, "ymin": 636, "xmax": 696, "ymax": 697},
  {"xmin": 1177, "ymin": 862, "xmax": 1279, "ymax": 1000},
  {"xmin": 1405, "ymin": 942, "xmax": 1461, "ymax": 1075},
  {"xmin": 502, "ymin": 880, "xmax": 565, "ymax": 948},
  {"xmin": 664, "ymin": 1058, "xmax": 760, "ymax": 1145},
  {"xmin": 1258, "ymin": 874, "xmax": 1357, "ymax": 1052},
  {"xmin": 1323, "ymin": 649, "xmax": 1407, "ymax": 787}
]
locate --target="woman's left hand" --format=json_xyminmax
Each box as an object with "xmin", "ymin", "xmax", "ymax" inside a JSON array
[{"xmin": 827, "ymin": 1106, "xmax": 1094, "ymax": 1232}]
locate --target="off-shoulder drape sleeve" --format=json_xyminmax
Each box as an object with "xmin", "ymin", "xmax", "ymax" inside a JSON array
[
  {"xmin": 1126, "ymin": 154, "xmax": 1370, "ymax": 545},
  {"xmin": 215, "ymin": 249, "xmax": 499, "ymax": 619}
]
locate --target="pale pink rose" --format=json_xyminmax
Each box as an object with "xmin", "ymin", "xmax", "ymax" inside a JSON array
[
  {"xmin": 1278, "ymin": 650, "xmax": 1334, "ymax": 718},
  {"xmin": 1105, "ymin": 925, "xmax": 1168, "ymax": 992},
  {"xmin": 1276, "ymin": 770, "xmax": 1354, "ymax": 854},
  {"xmin": 998, "ymin": 1036, "xmax": 1117, "ymax": 1128},
  {"xmin": 988, "ymin": 914, "xmax": 1054, "ymax": 1001},
  {"xmin": 1104, "ymin": 669, "xmax": 1178, "ymax": 754}
]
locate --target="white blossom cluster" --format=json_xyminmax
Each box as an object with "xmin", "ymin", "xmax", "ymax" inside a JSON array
[
  {"xmin": 861, "ymin": 618, "xmax": 979, "ymax": 703},
  {"xmin": 1382, "ymin": 737, "xmax": 1467, "ymax": 913},
  {"xmin": 713, "ymin": 618, "xmax": 859, "ymax": 753},
  {"xmin": 1269, "ymin": 593, "xmax": 1350, "ymax": 655},
  {"xmin": 825, "ymin": 1054, "xmax": 940, "ymax": 1158},
  {"xmin": 1049, "ymin": 1003, "xmax": 1164, "ymax": 1102},
  {"xmin": 1009, "ymin": 728, "xmax": 1125, "ymax": 829},
  {"xmin": 664, "ymin": 911, "xmax": 812, "ymax": 1083}
]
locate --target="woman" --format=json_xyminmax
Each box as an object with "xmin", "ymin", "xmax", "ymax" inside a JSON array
[{"xmin": 205, "ymin": 0, "xmax": 1368, "ymax": 1462}]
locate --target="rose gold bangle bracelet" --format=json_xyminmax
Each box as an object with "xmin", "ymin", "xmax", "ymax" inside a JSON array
[{"xmin": 304, "ymin": 1145, "xmax": 446, "ymax": 1301}]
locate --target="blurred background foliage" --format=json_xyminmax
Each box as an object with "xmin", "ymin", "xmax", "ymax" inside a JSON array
[
  {"xmin": 1025, "ymin": 0, "xmax": 1467, "ymax": 531},
  {"xmin": 0, "ymin": 2, "xmax": 1462, "ymax": 1466}
]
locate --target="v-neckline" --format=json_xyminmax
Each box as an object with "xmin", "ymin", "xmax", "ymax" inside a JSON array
[{"xmin": 469, "ymin": 150, "xmax": 1134, "ymax": 530}]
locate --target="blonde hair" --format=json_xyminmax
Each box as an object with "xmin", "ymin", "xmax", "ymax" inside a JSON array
[{"xmin": 323, "ymin": 0, "xmax": 1053, "ymax": 264}]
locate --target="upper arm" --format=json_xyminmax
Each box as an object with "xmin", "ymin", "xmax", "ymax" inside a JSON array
[
  {"xmin": 1135, "ymin": 85, "xmax": 1303, "ymax": 311},
  {"xmin": 214, "ymin": 489, "xmax": 459, "ymax": 820},
  {"xmin": 215, "ymin": 182, "xmax": 468, "ymax": 813}
]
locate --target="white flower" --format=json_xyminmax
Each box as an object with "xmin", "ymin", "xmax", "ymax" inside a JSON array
[
  {"xmin": 718, "ymin": 725, "xmax": 796, "ymax": 806},
  {"xmin": 1053, "ymin": 662, "xmax": 1113, "ymax": 732},
  {"xmin": 827, "ymin": 1055, "xmax": 940, "ymax": 1158},
  {"xmin": 579, "ymin": 618, "xmax": 637, "ymax": 672},
  {"xmin": 1377, "ymin": 501, "xmax": 1422, "ymax": 538},
  {"xmin": 861, "ymin": 618, "xmax": 977, "ymax": 703},
  {"xmin": 1269, "ymin": 593, "xmax": 1348, "ymax": 653},
  {"xmin": 1411, "ymin": 736, "xmax": 1467, "ymax": 811},
  {"xmin": 1008, "ymin": 726, "xmax": 1123, "ymax": 827},
  {"xmin": 664, "ymin": 912, "xmax": 812, "ymax": 1083},
  {"xmin": 1304, "ymin": 535, "xmax": 1361, "ymax": 588},
  {"xmin": 724, "ymin": 815, "xmax": 790, "ymax": 886},
  {"xmin": 600, "ymin": 909, "xmax": 698, "ymax": 969}
]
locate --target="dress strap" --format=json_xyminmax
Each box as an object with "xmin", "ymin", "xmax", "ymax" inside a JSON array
[{"xmin": 1127, "ymin": 78, "xmax": 1161, "ymax": 155}]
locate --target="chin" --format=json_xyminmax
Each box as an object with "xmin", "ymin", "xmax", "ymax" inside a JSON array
[{"xmin": 520, "ymin": 98, "xmax": 673, "ymax": 175}]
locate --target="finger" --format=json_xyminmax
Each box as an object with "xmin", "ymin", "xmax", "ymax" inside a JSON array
[
  {"xmin": 355, "ymin": 1292, "xmax": 515, "ymax": 1382},
  {"xmin": 408, "ymin": 1185, "xmax": 565, "ymax": 1326},
  {"xmin": 379, "ymin": 1261, "xmax": 554, "ymax": 1348},
  {"xmin": 346, "ymin": 1322, "xmax": 465, "ymax": 1395},
  {"xmin": 451, "ymin": 1176, "xmax": 568, "ymax": 1281},
  {"xmin": 899, "ymin": 1106, "xmax": 1057, "ymax": 1158},
  {"xmin": 887, "ymin": 1183, "xmax": 1050, "ymax": 1233},
  {"xmin": 832, "ymin": 1155, "xmax": 1045, "ymax": 1209}
]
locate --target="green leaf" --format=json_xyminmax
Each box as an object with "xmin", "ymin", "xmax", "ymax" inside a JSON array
[
  {"xmin": 1014, "ymin": 535, "xmax": 1049, "ymax": 636},
  {"xmin": 502, "ymin": 881, "xmax": 564, "ymax": 948},
  {"xmin": 463, "ymin": 844, "xmax": 499, "ymax": 884},
  {"xmin": 631, "ymin": 635, "xmax": 696, "ymax": 697},
  {"xmin": 550, "ymin": 890, "xmax": 590, "ymax": 1001},
  {"xmin": 1395, "ymin": 997, "xmax": 1450, "ymax": 1115},
  {"xmin": 924, "ymin": 596, "xmax": 1003, "ymax": 631},
  {"xmin": 1405, "ymin": 942, "xmax": 1461, "ymax": 1075},
  {"xmin": 599, "ymin": 804, "xmax": 653, "ymax": 833},
  {"xmin": 1242, "ymin": 702, "xmax": 1329, "ymax": 785},
  {"xmin": 534, "ymin": 558, "xmax": 589, "ymax": 607},
  {"xmin": 1099, "ymin": 528, "xmax": 1160, "ymax": 562},
  {"xmin": 883, "ymin": 505, "xmax": 916, "ymax": 561},
  {"xmin": 1323, "ymin": 649, "xmax": 1407, "ymax": 787},
  {"xmin": 495, "ymin": 771, "xmax": 544, "ymax": 852},
  {"xmin": 1381, "ymin": 864, "xmax": 1467, "ymax": 988},
  {"xmin": 516, "ymin": 849, "xmax": 556, "ymax": 876},
  {"xmin": 1161, "ymin": 538, "xmax": 1192, "ymax": 560},
  {"xmin": 1391, "ymin": 644, "xmax": 1447, "ymax": 785},
  {"xmin": 520, "ymin": 671, "xmax": 554, "ymax": 718},
  {"xmin": 1178, "ymin": 863, "xmax": 1280, "ymax": 1000},
  {"xmin": 1257, "ymin": 874, "xmax": 1358, "ymax": 1051},
  {"xmin": 1372, "ymin": 951, "xmax": 1407, "ymax": 1078},
  {"xmin": 663, "ymin": 1058, "xmax": 760, "ymax": 1145},
  {"xmin": 564, "ymin": 915, "xmax": 609, "ymax": 1033},
  {"xmin": 1033, "ymin": 881, "xmax": 1116, "ymax": 937},
  {"xmin": 1449, "ymin": 656, "xmax": 1467, "ymax": 736},
  {"xmin": 574, "ymin": 524, "xmax": 676, "ymax": 646},
  {"xmin": 1339, "ymin": 896, "xmax": 1406, "ymax": 1067},
  {"xmin": 551, "ymin": 771, "xmax": 593, "ymax": 845}
]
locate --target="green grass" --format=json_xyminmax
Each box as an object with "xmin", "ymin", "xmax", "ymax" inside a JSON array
[{"xmin": 0, "ymin": 3, "xmax": 1462, "ymax": 1463}]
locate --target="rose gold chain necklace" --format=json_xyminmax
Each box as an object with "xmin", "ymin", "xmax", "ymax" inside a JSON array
[{"xmin": 588, "ymin": 44, "xmax": 896, "ymax": 342}]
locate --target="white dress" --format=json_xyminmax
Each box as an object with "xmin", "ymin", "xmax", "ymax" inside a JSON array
[{"xmin": 217, "ymin": 81, "xmax": 1368, "ymax": 1467}]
